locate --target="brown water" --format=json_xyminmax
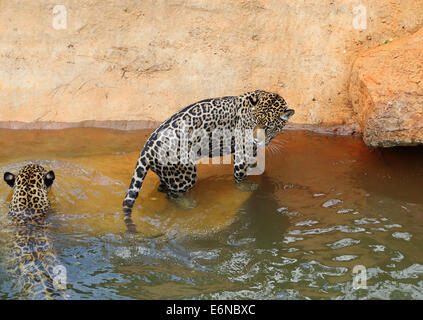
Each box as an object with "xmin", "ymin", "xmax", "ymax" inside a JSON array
[{"xmin": 0, "ymin": 128, "xmax": 423, "ymax": 299}]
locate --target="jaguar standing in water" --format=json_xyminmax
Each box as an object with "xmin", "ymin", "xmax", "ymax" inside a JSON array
[
  {"xmin": 123, "ymin": 90, "xmax": 295, "ymax": 230},
  {"xmin": 2, "ymin": 164, "xmax": 66, "ymax": 299}
]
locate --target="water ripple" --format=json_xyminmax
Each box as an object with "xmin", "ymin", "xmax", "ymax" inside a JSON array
[
  {"xmin": 392, "ymin": 232, "xmax": 412, "ymax": 241},
  {"xmin": 327, "ymin": 238, "xmax": 360, "ymax": 250}
]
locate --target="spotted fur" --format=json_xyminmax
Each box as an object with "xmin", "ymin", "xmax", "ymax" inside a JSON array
[
  {"xmin": 122, "ymin": 90, "xmax": 294, "ymax": 227},
  {"xmin": 4, "ymin": 164, "xmax": 55, "ymax": 223},
  {"xmin": 3, "ymin": 164, "xmax": 64, "ymax": 299}
]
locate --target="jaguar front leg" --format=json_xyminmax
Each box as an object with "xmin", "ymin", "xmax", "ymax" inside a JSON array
[
  {"xmin": 233, "ymin": 160, "xmax": 260, "ymax": 192},
  {"xmin": 232, "ymin": 125, "xmax": 261, "ymax": 192}
]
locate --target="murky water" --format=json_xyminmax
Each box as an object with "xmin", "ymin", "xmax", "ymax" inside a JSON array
[{"xmin": 0, "ymin": 128, "xmax": 422, "ymax": 299}]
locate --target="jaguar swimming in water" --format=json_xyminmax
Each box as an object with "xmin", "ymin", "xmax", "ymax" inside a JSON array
[
  {"xmin": 122, "ymin": 90, "xmax": 294, "ymax": 230},
  {"xmin": 4, "ymin": 164, "xmax": 55, "ymax": 224},
  {"xmin": 2, "ymin": 164, "xmax": 66, "ymax": 299}
]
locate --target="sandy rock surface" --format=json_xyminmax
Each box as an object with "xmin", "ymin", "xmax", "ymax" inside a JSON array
[
  {"xmin": 0, "ymin": 1, "xmax": 422, "ymax": 135},
  {"xmin": 350, "ymin": 27, "xmax": 423, "ymax": 147}
]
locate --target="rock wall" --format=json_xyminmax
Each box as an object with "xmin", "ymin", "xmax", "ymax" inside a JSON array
[{"xmin": 0, "ymin": 0, "xmax": 422, "ymax": 131}]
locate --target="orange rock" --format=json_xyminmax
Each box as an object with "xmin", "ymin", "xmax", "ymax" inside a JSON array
[{"xmin": 350, "ymin": 27, "xmax": 423, "ymax": 147}]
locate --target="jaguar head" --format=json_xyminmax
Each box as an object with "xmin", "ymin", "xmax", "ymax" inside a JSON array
[
  {"xmin": 3, "ymin": 164, "xmax": 55, "ymax": 223},
  {"xmin": 248, "ymin": 90, "xmax": 295, "ymax": 145}
]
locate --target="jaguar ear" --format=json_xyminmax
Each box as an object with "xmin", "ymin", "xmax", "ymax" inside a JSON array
[
  {"xmin": 248, "ymin": 91, "xmax": 261, "ymax": 106},
  {"xmin": 281, "ymin": 109, "xmax": 295, "ymax": 121},
  {"xmin": 4, "ymin": 172, "xmax": 15, "ymax": 188},
  {"xmin": 44, "ymin": 170, "xmax": 55, "ymax": 187}
]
